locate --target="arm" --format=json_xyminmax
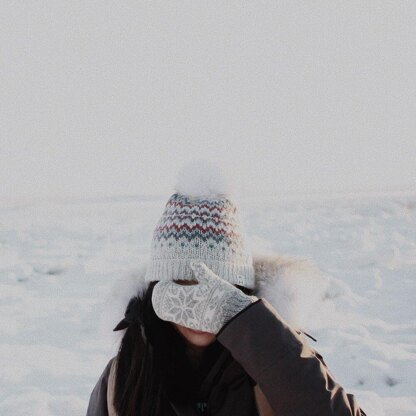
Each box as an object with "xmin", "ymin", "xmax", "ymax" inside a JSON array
[
  {"xmin": 216, "ymin": 298, "xmax": 366, "ymax": 416},
  {"xmin": 86, "ymin": 357, "xmax": 115, "ymax": 416}
]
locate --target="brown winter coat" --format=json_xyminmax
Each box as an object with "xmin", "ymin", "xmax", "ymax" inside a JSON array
[{"xmin": 86, "ymin": 255, "xmax": 367, "ymax": 416}]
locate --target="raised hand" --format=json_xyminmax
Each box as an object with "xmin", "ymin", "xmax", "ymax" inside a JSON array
[{"xmin": 151, "ymin": 261, "xmax": 258, "ymax": 334}]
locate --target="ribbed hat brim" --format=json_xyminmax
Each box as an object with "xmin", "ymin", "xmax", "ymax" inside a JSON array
[{"xmin": 144, "ymin": 258, "xmax": 255, "ymax": 289}]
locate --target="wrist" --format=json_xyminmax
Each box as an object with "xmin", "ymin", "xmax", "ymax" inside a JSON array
[
  {"xmin": 216, "ymin": 296, "xmax": 261, "ymax": 336},
  {"xmin": 221, "ymin": 293, "xmax": 259, "ymax": 327}
]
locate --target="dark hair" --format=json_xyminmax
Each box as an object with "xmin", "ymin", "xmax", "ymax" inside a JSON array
[{"xmin": 113, "ymin": 281, "xmax": 254, "ymax": 416}]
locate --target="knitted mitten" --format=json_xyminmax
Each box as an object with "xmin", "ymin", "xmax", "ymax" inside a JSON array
[{"xmin": 151, "ymin": 261, "xmax": 258, "ymax": 334}]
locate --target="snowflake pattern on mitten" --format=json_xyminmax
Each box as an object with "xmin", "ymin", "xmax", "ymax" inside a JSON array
[{"xmin": 151, "ymin": 261, "xmax": 258, "ymax": 334}]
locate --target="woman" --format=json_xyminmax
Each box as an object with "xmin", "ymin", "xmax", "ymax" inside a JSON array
[{"xmin": 86, "ymin": 162, "xmax": 367, "ymax": 415}]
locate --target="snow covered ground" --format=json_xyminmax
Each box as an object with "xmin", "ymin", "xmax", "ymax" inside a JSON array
[{"xmin": 1, "ymin": 192, "xmax": 415, "ymax": 415}]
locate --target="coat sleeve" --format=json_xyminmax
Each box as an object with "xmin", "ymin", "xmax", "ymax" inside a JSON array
[
  {"xmin": 86, "ymin": 357, "xmax": 115, "ymax": 416},
  {"xmin": 216, "ymin": 298, "xmax": 367, "ymax": 416}
]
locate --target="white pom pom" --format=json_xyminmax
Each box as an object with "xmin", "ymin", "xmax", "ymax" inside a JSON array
[{"xmin": 174, "ymin": 159, "xmax": 234, "ymax": 199}]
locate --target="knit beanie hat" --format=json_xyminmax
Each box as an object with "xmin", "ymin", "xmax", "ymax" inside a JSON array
[{"xmin": 144, "ymin": 160, "xmax": 255, "ymax": 289}]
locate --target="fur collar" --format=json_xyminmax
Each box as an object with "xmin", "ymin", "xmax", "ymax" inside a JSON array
[{"xmin": 97, "ymin": 252, "xmax": 331, "ymax": 344}]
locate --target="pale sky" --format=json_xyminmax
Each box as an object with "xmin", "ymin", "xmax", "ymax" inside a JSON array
[{"xmin": 1, "ymin": 2, "xmax": 415, "ymax": 201}]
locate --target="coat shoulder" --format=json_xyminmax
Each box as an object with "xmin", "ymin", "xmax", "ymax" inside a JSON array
[{"xmin": 86, "ymin": 357, "xmax": 117, "ymax": 416}]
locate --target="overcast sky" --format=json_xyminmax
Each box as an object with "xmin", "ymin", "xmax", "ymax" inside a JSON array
[{"xmin": 1, "ymin": 2, "xmax": 415, "ymax": 201}]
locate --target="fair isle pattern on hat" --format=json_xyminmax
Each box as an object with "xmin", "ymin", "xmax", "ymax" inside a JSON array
[{"xmin": 144, "ymin": 192, "xmax": 255, "ymax": 289}]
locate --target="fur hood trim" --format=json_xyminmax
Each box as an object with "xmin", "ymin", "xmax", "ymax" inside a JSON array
[{"xmin": 96, "ymin": 252, "xmax": 332, "ymax": 346}]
